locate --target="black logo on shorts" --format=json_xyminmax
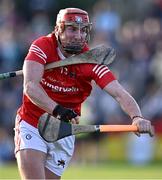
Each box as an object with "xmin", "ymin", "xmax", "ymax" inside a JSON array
[
  {"xmin": 26, "ymin": 134, "xmax": 32, "ymax": 140},
  {"xmin": 57, "ymin": 159, "xmax": 65, "ymax": 168}
]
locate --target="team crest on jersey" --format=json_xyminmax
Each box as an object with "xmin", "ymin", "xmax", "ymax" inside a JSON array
[{"xmin": 75, "ymin": 16, "xmax": 82, "ymax": 23}]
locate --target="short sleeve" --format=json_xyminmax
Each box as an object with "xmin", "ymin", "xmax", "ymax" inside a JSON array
[
  {"xmin": 80, "ymin": 64, "xmax": 116, "ymax": 89},
  {"xmin": 25, "ymin": 36, "xmax": 51, "ymax": 65},
  {"xmin": 91, "ymin": 64, "xmax": 116, "ymax": 88}
]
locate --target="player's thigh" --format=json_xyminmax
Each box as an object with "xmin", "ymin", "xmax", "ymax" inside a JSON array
[
  {"xmin": 16, "ymin": 149, "xmax": 46, "ymax": 179},
  {"xmin": 45, "ymin": 167, "xmax": 61, "ymax": 179}
]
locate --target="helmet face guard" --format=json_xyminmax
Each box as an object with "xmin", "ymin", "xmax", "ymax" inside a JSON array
[{"xmin": 55, "ymin": 8, "xmax": 92, "ymax": 54}]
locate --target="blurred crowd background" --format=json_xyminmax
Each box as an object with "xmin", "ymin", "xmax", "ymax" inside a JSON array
[{"xmin": 0, "ymin": 0, "xmax": 162, "ymax": 165}]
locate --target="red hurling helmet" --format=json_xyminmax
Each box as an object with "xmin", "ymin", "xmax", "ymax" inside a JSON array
[{"xmin": 55, "ymin": 8, "xmax": 92, "ymax": 54}]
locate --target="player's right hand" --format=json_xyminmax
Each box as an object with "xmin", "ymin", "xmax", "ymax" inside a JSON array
[{"xmin": 52, "ymin": 104, "xmax": 78, "ymax": 123}]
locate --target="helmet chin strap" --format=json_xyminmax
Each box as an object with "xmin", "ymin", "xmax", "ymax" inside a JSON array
[{"xmin": 58, "ymin": 37, "xmax": 83, "ymax": 54}]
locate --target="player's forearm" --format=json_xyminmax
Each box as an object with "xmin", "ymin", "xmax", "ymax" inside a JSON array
[
  {"xmin": 116, "ymin": 91, "xmax": 142, "ymax": 119},
  {"xmin": 24, "ymin": 81, "xmax": 56, "ymax": 114},
  {"xmin": 104, "ymin": 81, "xmax": 142, "ymax": 119}
]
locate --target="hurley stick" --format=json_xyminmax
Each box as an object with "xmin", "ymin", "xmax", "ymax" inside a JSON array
[
  {"xmin": 38, "ymin": 113, "xmax": 139, "ymax": 142},
  {"xmin": 0, "ymin": 45, "xmax": 116, "ymax": 80}
]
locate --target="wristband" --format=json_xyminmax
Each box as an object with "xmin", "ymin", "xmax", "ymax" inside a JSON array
[{"xmin": 132, "ymin": 115, "xmax": 144, "ymax": 121}]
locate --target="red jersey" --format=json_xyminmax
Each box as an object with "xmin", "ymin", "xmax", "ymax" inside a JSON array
[{"xmin": 17, "ymin": 33, "xmax": 116, "ymax": 127}]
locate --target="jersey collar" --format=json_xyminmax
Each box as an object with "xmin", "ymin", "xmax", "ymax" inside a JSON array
[{"xmin": 57, "ymin": 47, "xmax": 66, "ymax": 60}]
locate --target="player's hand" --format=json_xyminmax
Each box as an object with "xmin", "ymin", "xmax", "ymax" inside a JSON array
[
  {"xmin": 132, "ymin": 117, "xmax": 154, "ymax": 137},
  {"xmin": 52, "ymin": 104, "xmax": 78, "ymax": 123},
  {"xmin": 70, "ymin": 116, "xmax": 80, "ymax": 124}
]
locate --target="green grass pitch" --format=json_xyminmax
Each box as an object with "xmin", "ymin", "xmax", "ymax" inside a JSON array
[{"xmin": 0, "ymin": 162, "xmax": 161, "ymax": 179}]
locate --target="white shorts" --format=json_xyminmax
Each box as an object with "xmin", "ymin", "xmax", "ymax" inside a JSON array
[{"xmin": 14, "ymin": 119, "xmax": 75, "ymax": 176}]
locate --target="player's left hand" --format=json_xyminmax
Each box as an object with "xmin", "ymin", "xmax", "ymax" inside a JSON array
[{"xmin": 132, "ymin": 117, "xmax": 154, "ymax": 137}]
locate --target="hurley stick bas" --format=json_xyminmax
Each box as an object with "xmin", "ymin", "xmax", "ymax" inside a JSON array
[
  {"xmin": 0, "ymin": 44, "xmax": 116, "ymax": 80},
  {"xmin": 38, "ymin": 113, "xmax": 139, "ymax": 143}
]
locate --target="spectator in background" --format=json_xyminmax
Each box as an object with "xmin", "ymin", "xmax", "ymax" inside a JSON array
[
  {"xmin": 0, "ymin": 127, "xmax": 14, "ymax": 164},
  {"xmin": 150, "ymin": 40, "xmax": 162, "ymax": 85},
  {"xmin": 91, "ymin": 0, "xmax": 121, "ymax": 47}
]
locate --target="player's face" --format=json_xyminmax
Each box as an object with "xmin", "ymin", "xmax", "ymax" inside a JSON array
[
  {"xmin": 64, "ymin": 25, "xmax": 87, "ymax": 40},
  {"xmin": 59, "ymin": 24, "xmax": 87, "ymax": 53}
]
